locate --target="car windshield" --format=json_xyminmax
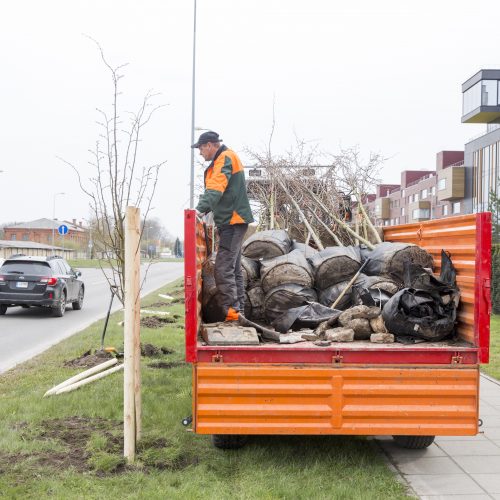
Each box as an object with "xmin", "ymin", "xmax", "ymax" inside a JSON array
[{"xmin": 0, "ymin": 261, "xmax": 52, "ymax": 276}]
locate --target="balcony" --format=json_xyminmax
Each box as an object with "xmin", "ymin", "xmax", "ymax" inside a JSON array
[
  {"xmin": 437, "ymin": 166, "xmax": 465, "ymax": 201},
  {"xmin": 409, "ymin": 201, "xmax": 431, "ymax": 223},
  {"xmin": 462, "ymin": 70, "xmax": 500, "ymax": 123},
  {"xmin": 374, "ymin": 197, "xmax": 390, "ymax": 220}
]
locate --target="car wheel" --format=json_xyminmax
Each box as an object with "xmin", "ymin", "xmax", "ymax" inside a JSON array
[
  {"xmin": 72, "ymin": 287, "xmax": 84, "ymax": 310},
  {"xmin": 393, "ymin": 435, "xmax": 435, "ymax": 449},
  {"xmin": 0, "ymin": 305, "xmax": 7, "ymax": 316},
  {"xmin": 211, "ymin": 434, "xmax": 248, "ymax": 450},
  {"xmin": 53, "ymin": 292, "xmax": 66, "ymax": 317}
]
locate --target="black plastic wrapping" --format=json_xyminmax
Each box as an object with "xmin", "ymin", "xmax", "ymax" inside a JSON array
[
  {"xmin": 271, "ymin": 302, "xmax": 342, "ymax": 333},
  {"xmin": 264, "ymin": 284, "xmax": 318, "ymax": 323},
  {"xmin": 382, "ymin": 251, "xmax": 460, "ymax": 341}
]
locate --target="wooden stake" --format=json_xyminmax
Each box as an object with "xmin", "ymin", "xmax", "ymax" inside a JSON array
[
  {"xmin": 355, "ymin": 192, "xmax": 382, "ymax": 244},
  {"xmin": 124, "ymin": 206, "xmax": 141, "ymax": 463},
  {"xmin": 303, "ymin": 187, "xmax": 375, "ymax": 250},
  {"xmin": 277, "ymin": 179, "xmax": 324, "ymax": 250},
  {"xmin": 44, "ymin": 358, "xmax": 118, "ymax": 397},
  {"xmin": 55, "ymin": 365, "xmax": 123, "ymax": 394},
  {"xmin": 310, "ymin": 209, "xmax": 343, "ymax": 246},
  {"xmin": 270, "ymin": 186, "xmax": 275, "ymax": 230}
]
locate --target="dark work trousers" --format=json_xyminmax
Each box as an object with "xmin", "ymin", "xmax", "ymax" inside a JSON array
[{"xmin": 215, "ymin": 223, "xmax": 248, "ymax": 316}]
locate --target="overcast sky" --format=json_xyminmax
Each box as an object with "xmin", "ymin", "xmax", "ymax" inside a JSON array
[{"xmin": 1, "ymin": 0, "xmax": 498, "ymax": 238}]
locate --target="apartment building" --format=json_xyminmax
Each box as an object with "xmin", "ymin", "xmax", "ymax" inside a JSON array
[
  {"xmin": 461, "ymin": 69, "xmax": 500, "ymax": 215},
  {"xmin": 367, "ymin": 151, "xmax": 465, "ymax": 226}
]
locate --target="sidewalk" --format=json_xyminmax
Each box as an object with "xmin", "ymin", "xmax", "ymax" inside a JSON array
[{"xmin": 377, "ymin": 374, "xmax": 500, "ymax": 499}]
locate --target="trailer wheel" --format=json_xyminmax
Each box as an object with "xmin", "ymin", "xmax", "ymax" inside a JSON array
[
  {"xmin": 211, "ymin": 434, "xmax": 248, "ymax": 450},
  {"xmin": 393, "ymin": 435, "xmax": 435, "ymax": 449}
]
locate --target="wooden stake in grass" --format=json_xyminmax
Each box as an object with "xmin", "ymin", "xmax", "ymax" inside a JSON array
[
  {"xmin": 124, "ymin": 206, "xmax": 141, "ymax": 463},
  {"xmin": 43, "ymin": 358, "xmax": 118, "ymax": 397},
  {"xmin": 54, "ymin": 364, "xmax": 123, "ymax": 394}
]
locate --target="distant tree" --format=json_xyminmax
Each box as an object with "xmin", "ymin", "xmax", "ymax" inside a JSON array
[
  {"xmin": 140, "ymin": 217, "xmax": 174, "ymax": 255},
  {"xmin": 60, "ymin": 39, "xmax": 166, "ymax": 304},
  {"xmin": 488, "ymin": 190, "xmax": 500, "ymax": 244},
  {"xmin": 492, "ymin": 244, "xmax": 500, "ymax": 314},
  {"xmin": 174, "ymin": 237, "xmax": 183, "ymax": 258}
]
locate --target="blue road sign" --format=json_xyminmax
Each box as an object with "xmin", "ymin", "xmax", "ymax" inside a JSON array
[{"xmin": 58, "ymin": 224, "xmax": 69, "ymax": 236}]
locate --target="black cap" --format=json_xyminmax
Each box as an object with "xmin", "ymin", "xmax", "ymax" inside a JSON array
[{"xmin": 191, "ymin": 131, "xmax": 222, "ymax": 148}]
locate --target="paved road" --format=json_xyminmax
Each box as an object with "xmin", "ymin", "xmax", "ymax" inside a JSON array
[
  {"xmin": 0, "ymin": 262, "xmax": 184, "ymax": 374},
  {"xmin": 377, "ymin": 374, "xmax": 500, "ymax": 499}
]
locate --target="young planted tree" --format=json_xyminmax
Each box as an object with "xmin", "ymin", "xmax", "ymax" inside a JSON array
[{"xmin": 61, "ymin": 40, "xmax": 166, "ymax": 303}]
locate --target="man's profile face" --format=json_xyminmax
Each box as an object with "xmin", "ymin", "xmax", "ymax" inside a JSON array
[{"xmin": 199, "ymin": 142, "xmax": 217, "ymax": 161}]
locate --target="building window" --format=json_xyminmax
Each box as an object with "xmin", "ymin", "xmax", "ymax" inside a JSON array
[
  {"xmin": 463, "ymin": 81, "xmax": 481, "ymax": 115},
  {"xmin": 401, "ymin": 189, "xmax": 405, "ymax": 197},
  {"xmin": 452, "ymin": 202, "xmax": 461, "ymax": 214},
  {"xmin": 430, "ymin": 186, "xmax": 436, "ymax": 196},
  {"xmin": 384, "ymin": 220, "xmax": 389, "ymax": 226},
  {"xmin": 401, "ymin": 207, "xmax": 405, "ymax": 216},
  {"xmin": 443, "ymin": 204, "xmax": 449, "ymax": 216},
  {"xmin": 22, "ymin": 233, "xmax": 29, "ymax": 241},
  {"xmin": 481, "ymin": 80, "xmax": 498, "ymax": 106},
  {"xmin": 11, "ymin": 234, "xmax": 17, "ymax": 241},
  {"xmin": 472, "ymin": 141, "xmax": 499, "ymax": 213},
  {"xmin": 438, "ymin": 178, "xmax": 446, "ymax": 191},
  {"xmin": 395, "ymin": 217, "xmax": 400, "ymax": 225},
  {"xmin": 414, "ymin": 193, "xmax": 419, "ymax": 202},
  {"xmin": 421, "ymin": 189, "xmax": 428, "ymax": 199},
  {"xmin": 413, "ymin": 208, "xmax": 430, "ymax": 219}
]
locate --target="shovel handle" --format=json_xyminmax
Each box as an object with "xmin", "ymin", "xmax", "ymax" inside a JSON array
[{"xmin": 331, "ymin": 258, "xmax": 371, "ymax": 309}]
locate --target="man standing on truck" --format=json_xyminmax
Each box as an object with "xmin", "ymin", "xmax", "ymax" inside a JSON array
[{"xmin": 192, "ymin": 131, "xmax": 254, "ymax": 322}]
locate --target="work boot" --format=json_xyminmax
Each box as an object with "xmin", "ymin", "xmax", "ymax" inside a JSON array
[{"xmin": 224, "ymin": 307, "xmax": 240, "ymax": 323}]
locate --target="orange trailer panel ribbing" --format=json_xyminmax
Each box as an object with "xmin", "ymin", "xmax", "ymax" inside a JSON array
[{"xmin": 194, "ymin": 364, "xmax": 478, "ymax": 436}]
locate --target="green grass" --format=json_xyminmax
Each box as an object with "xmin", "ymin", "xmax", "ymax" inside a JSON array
[
  {"xmin": 0, "ymin": 279, "xmax": 409, "ymax": 500},
  {"xmin": 482, "ymin": 314, "xmax": 500, "ymax": 380},
  {"xmin": 68, "ymin": 259, "xmax": 113, "ymax": 269},
  {"xmin": 68, "ymin": 258, "xmax": 183, "ymax": 269}
]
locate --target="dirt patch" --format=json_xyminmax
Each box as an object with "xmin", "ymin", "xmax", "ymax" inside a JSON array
[
  {"xmin": 2, "ymin": 417, "xmax": 197, "ymax": 478},
  {"xmin": 147, "ymin": 301, "xmax": 170, "ymax": 308},
  {"xmin": 147, "ymin": 361, "xmax": 185, "ymax": 369},
  {"xmin": 141, "ymin": 343, "xmax": 174, "ymax": 357},
  {"xmin": 22, "ymin": 416, "xmax": 123, "ymax": 473},
  {"xmin": 170, "ymin": 298, "xmax": 185, "ymax": 304},
  {"xmin": 140, "ymin": 316, "xmax": 177, "ymax": 328},
  {"xmin": 64, "ymin": 349, "xmax": 114, "ymax": 368}
]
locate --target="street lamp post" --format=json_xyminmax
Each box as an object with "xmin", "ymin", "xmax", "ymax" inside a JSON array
[
  {"xmin": 189, "ymin": 0, "xmax": 197, "ymax": 208},
  {"xmin": 52, "ymin": 192, "xmax": 65, "ymax": 250}
]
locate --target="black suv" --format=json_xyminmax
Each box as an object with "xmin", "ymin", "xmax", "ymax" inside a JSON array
[{"xmin": 0, "ymin": 255, "xmax": 84, "ymax": 317}]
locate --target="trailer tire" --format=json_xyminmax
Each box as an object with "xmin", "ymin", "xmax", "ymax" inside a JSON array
[
  {"xmin": 211, "ymin": 434, "xmax": 248, "ymax": 450},
  {"xmin": 393, "ymin": 435, "xmax": 435, "ymax": 449}
]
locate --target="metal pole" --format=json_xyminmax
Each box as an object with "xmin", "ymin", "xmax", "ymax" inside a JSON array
[
  {"xmin": 52, "ymin": 192, "xmax": 65, "ymax": 251},
  {"xmin": 189, "ymin": 0, "xmax": 197, "ymax": 208},
  {"xmin": 52, "ymin": 196, "xmax": 56, "ymax": 250}
]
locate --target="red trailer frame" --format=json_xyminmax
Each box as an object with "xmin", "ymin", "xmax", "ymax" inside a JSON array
[{"xmin": 184, "ymin": 211, "xmax": 491, "ymax": 366}]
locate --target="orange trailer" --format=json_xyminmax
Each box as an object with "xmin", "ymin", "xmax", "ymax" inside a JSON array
[{"xmin": 184, "ymin": 211, "xmax": 491, "ymax": 449}]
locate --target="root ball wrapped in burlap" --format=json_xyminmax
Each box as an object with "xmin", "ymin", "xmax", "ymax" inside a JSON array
[
  {"xmin": 242, "ymin": 229, "xmax": 292, "ymax": 260},
  {"xmin": 309, "ymin": 246, "xmax": 361, "ymax": 290},
  {"xmin": 260, "ymin": 249, "xmax": 314, "ymax": 293}
]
